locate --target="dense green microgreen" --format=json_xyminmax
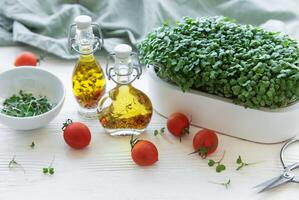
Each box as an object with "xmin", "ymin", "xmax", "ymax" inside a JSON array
[
  {"xmin": 208, "ymin": 151, "xmax": 226, "ymax": 173},
  {"xmin": 1, "ymin": 90, "xmax": 53, "ymax": 117},
  {"xmin": 138, "ymin": 16, "xmax": 299, "ymax": 109}
]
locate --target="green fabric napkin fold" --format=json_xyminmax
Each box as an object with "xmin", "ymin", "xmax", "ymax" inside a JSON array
[{"xmin": 0, "ymin": 0, "xmax": 298, "ymax": 59}]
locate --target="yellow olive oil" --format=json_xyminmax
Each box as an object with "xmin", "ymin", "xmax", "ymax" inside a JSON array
[
  {"xmin": 98, "ymin": 84, "xmax": 152, "ymax": 135},
  {"xmin": 72, "ymin": 54, "xmax": 105, "ymax": 109}
]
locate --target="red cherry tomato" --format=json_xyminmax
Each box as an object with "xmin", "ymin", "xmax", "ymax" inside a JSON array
[
  {"xmin": 14, "ymin": 52, "xmax": 38, "ymax": 67},
  {"xmin": 192, "ymin": 129, "xmax": 218, "ymax": 158},
  {"xmin": 167, "ymin": 112, "xmax": 190, "ymax": 139},
  {"xmin": 62, "ymin": 119, "xmax": 91, "ymax": 149},
  {"xmin": 131, "ymin": 139, "xmax": 158, "ymax": 166}
]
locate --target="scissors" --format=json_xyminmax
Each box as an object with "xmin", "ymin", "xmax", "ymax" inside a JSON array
[{"xmin": 254, "ymin": 138, "xmax": 299, "ymax": 193}]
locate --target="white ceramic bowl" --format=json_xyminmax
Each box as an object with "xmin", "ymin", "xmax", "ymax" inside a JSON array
[
  {"xmin": 0, "ymin": 67, "xmax": 65, "ymax": 130},
  {"xmin": 148, "ymin": 66, "xmax": 299, "ymax": 143}
]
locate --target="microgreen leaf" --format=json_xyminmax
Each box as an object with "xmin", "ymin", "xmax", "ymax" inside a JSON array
[
  {"xmin": 208, "ymin": 160, "xmax": 215, "ymax": 167},
  {"xmin": 49, "ymin": 168, "xmax": 55, "ymax": 175},
  {"xmin": 30, "ymin": 141, "xmax": 35, "ymax": 149},
  {"xmin": 8, "ymin": 157, "xmax": 18, "ymax": 168},
  {"xmin": 216, "ymin": 164, "xmax": 226, "ymax": 173},
  {"xmin": 43, "ymin": 168, "xmax": 49, "ymax": 174},
  {"xmin": 236, "ymin": 155, "xmax": 242, "ymax": 164}
]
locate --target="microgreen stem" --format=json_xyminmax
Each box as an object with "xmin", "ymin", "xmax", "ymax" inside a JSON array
[
  {"xmin": 209, "ymin": 179, "xmax": 231, "ymax": 189},
  {"xmin": 49, "ymin": 156, "xmax": 55, "ymax": 167},
  {"xmin": 217, "ymin": 150, "xmax": 226, "ymax": 163},
  {"xmin": 236, "ymin": 155, "xmax": 263, "ymax": 171},
  {"xmin": 8, "ymin": 156, "xmax": 26, "ymax": 173}
]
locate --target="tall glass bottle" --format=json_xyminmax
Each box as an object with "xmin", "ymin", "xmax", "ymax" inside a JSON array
[
  {"xmin": 68, "ymin": 15, "xmax": 105, "ymax": 118},
  {"xmin": 97, "ymin": 44, "xmax": 153, "ymax": 136}
]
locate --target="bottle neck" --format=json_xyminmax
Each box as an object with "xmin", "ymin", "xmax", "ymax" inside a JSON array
[
  {"xmin": 76, "ymin": 27, "xmax": 94, "ymax": 55},
  {"xmin": 114, "ymin": 57, "xmax": 133, "ymax": 84}
]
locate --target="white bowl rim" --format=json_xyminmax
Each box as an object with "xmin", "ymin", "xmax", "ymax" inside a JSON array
[{"xmin": 0, "ymin": 66, "xmax": 66, "ymax": 120}]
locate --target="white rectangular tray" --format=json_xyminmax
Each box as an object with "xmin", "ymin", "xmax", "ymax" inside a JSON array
[{"xmin": 147, "ymin": 66, "xmax": 299, "ymax": 143}]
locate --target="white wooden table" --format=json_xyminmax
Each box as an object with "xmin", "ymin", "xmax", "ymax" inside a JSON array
[{"xmin": 0, "ymin": 46, "xmax": 299, "ymax": 200}]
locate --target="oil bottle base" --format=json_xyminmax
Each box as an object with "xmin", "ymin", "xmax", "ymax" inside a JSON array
[
  {"xmin": 78, "ymin": 107, "xmax": 98, "ymax": 119},
  {"xmin": 105, "ymin": 128, "xmax": 145, "ymax": 136}
]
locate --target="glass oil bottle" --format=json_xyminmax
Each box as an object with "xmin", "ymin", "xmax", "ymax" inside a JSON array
[
  {"xmin": 97, "ymin": 44, "xmax": 153, "ymax": 136},
  {"xmin": 68, "ymin": 15, "xmax": 105, "ymax": 118}
]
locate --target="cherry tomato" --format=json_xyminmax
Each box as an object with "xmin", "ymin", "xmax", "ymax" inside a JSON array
[
  {"xmin": 167, "ymin": 112, "xmax": 190, "ymax": 139},
  {"xmin": 131, "ymin": 138, "xmax": 158, "ymax": 166},
  {"xmin": 62, "ymin": 119, "xmax": 91, "ymax": 149},
  {"xmin": 14, "ymin": 52, "xmax": 38, "ymax": 67},
  {"xmin": 192, "ymin": 129, "xmax": 218, "ymax": 158}
]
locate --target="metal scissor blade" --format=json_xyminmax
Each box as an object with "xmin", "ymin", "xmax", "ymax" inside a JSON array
[
  {"xmin": 258, "ymin": 176, "xmax": 290, "ymax": 193},
  {"xmin": 253, "ymin": 175, "xmax": 282, "ymax": 189}
]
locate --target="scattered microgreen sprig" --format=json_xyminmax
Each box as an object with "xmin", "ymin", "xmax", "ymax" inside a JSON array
[
  {"xmin": 8, "ymin": 156, "xmax": 25, "ymax": 173},
  {"xmin": 236, "ymin": 155, "xmax": 262, "ymax": 171},
  {"xmin": 154, "ymin": 127, "xmax": 165, "ymax": 136},
  {"xmin": 30, "ymin": 141, "xmax": 35, "ymax": 149},
  {"xmin": 210, "ymin": 179, "xmax": 231, "ymax": 189},
  {"xmin": 208, "ymin": 151, "xmax": 226, "ymax": 173},
  {"xmin": 43, "ymin": 156, "xmax": 55, "ymax": 175},
  {"xmin": 153, "ymin": 127, "xmax": 173, "ymax": 144}
]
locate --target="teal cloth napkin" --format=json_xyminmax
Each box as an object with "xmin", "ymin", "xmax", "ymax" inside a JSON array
[{"xmin": 0, "ymin": 0, "xmax": 298, "ymax": 59}]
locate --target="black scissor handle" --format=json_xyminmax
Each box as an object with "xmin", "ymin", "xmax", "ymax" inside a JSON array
[{"xmin": 280, "ymin": 139, "xmax": 299, "ymax": 169}]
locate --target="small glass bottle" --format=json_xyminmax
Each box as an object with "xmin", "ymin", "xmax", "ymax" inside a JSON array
[
  {"xmin": 97, "ymin": 44, "xmax": 153, "ymax": 136},
  {"xmin": 68, "ymin": 15, "xmax": 106, "ymax": 118}
]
